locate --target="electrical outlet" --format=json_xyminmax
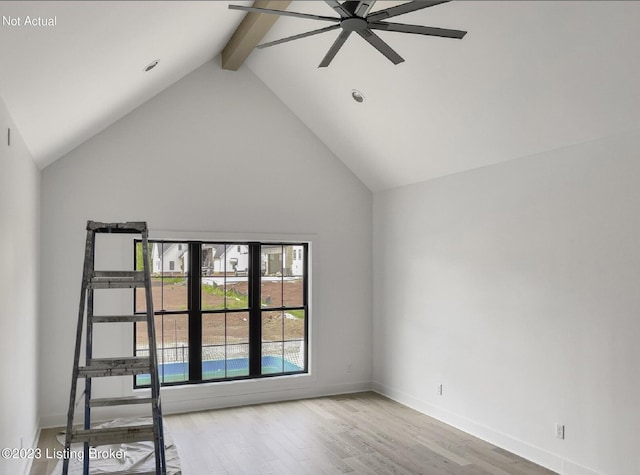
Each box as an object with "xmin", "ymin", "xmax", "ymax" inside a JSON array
[
  {"xmin": 437, "ymin": 384, "xmax": 443, "ymax": 396},
  {"xmin": 555, "ymin": 423, "xmax": 565, "ymax": 439}
]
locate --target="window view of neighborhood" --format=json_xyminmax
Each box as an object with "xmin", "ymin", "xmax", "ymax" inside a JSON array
[{"xmin": 134, "ymin": 241, "xmax": 307, "ymax": 386}]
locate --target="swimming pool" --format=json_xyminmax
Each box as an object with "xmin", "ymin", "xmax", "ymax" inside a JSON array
[{"xmin": 136, "ymin": 356, "xmax": 302, "ymax": 385}]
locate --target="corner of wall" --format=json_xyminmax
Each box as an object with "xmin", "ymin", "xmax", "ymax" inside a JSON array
[{"xmin": 0, "ymin": 95, "xmax": 41, "ymax": 475}]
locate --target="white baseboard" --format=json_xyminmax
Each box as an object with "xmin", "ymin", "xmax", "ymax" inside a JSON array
[
  {"xmin": 39, "ymin": 380, "xmax": 372, "ymax": 429},
  {"xmin": 163, "ymin": 380, "xmax": 372, "ymax": 416},
  {"xmin": 372, "ymin": 381, "xmax": 602, "ymax": 475}
]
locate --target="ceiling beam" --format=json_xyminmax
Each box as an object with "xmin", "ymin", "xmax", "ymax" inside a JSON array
[{"xmin": 222, "ymin": 0, "xmax": 292, "ymax": 71}]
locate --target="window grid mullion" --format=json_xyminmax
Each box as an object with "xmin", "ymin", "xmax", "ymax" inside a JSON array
[{"xmin": 249, "ymin": 243, "xmax": 262, "ymax": 376}]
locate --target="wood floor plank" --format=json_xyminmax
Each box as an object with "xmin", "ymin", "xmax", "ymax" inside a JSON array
[{"xmin": 30, "ymin": 392, "xmax": 557, "ymax": 475}]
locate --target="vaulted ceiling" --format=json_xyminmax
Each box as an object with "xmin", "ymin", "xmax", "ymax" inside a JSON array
[
  {"xmin": 1, "ymin": 1, "xmax": 639, "ymax": 191},
  {"xmin": 0, "ymin": 1, "xmax": 250, "ymax": 168}
]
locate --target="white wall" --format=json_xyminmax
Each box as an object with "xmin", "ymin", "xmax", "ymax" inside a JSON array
[
  {"xmin": 39, "ymin": 59, "xmax": 373, "ymax": 427},
  {"xmin": 373, "ymin": 128, "xmax": 640, "ymax": 475},
  {"xmin": 0, "ymin": 97, "xmax": 40, "ymax": 475}
]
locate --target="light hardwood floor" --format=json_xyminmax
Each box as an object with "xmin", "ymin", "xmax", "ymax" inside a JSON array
[{"xmin": 30, "ymin": 392, "xmax": 557, "ymax": 475}]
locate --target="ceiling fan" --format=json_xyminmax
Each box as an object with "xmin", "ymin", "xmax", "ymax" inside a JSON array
[{"xmin": 229, "ymin": 0, "xmax": 467, "ymax": 67}]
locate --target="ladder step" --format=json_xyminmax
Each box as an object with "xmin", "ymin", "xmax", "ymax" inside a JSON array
[
  {"xmin": 89, "ymin": 395, "xmax": 154, "ymax": 407},
  {"xmin": 70, "ymin": 424, "xmax": 155, "ymax": 445},
  {"xmin": 90, "ymin": 271, "xmax": 146, "ymax": 289},
  {"xmin": 79, "ymin": 357, "xmax": 151, "ymax": 377},
  {"xmin": 92, "ymin": 314, "xmax": 148, "ymax": 323},
  {"xmin": 87, "ymin": 221, "xmax": 147, "ymax": 234}
]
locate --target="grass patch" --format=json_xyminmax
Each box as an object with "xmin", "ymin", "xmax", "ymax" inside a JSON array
[
  {"xmin": 155, "ymin": 276, "xmax": 186, "ymax": 284},
  {"xmin": 286, "ymin": 309, "xmax": 305, "ymax": 319},
  {"xmin": 202, "ymin": 283, "xmax": 248, "ymax": 309},
  {"xmin": 201, "ymin": 284, "xmax": 305, "ymax": 316}
]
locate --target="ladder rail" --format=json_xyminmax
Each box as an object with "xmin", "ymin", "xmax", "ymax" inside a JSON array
[
  {"xmin": 62, "ymin": 227, "xmax": 94, "ymax": 475},
  {"xmin": 142, "ymin": 228, "xmax": 167, "ymax": 474},
  {"xmin": 82, "ymin": 284, "xmax": 95, "ymax": 475}
]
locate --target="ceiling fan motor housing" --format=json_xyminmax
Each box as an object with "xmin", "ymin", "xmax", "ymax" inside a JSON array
[{"xmin": 342, "ymin": 17, "xmax": 368, "ymax": 32}]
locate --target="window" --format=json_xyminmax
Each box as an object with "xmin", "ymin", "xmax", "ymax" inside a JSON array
[{"xmin": 135, "ymin": 241, "xmax": 308, "ymax": 386}]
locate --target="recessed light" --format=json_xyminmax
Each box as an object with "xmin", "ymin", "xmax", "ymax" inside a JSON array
[
  {"xmin": 351, "ymin": 89, "xmax": 365, "ymax": 103},
  {"xmin": 144, "ymin": 59, "xmax": 160, "ymax": 72}
]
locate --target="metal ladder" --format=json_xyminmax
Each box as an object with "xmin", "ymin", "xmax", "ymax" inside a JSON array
[{"xmin": 63, "ymin": 221, "xmax": 166, "ymax": 475}]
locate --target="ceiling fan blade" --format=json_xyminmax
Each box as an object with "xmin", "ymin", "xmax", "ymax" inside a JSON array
[
  {"xmin": 355, "ymin": 1, "xmax": 377, "ymax": 17},
  {"xmin": 358, "ymin": 29, "xmax": 404, "ymax": 65},
  {"xmin": 367, "ymin": 1, "xmax": 451, "ymax": 22},
  {"xmin": 324, "ymin": 0, "xmax": 351, "ymax": 18},
  {"xmin": 229, "ymin": 5, "xmax": 339, "ymax": 23},
  {"xmin": 369, "ymin": 21, "xmax": 466, "ymax": 39},
  {"xmin": 258, "ymin": 24, "xmax": 341, "ymax": 49},
  {"xmin": 319, "ymin": 30, "xmax": 353, "ymax": 68}
]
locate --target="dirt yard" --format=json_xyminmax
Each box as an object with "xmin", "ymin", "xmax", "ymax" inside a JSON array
[{"xmin": 135, "ymin": 277, "xmax": 304, "ymax": 348}]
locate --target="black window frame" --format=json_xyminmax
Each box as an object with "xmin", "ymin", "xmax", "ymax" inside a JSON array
[{"xmin": 134, "ymin": 240, "xmax": 309, "ymax": 388}]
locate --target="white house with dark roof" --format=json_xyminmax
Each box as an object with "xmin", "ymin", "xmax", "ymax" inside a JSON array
[
  {"xmin": 152, "ymin": 242, "xmax": 189, "ymax": 274},
  {"xmin": 210, "ymin": 244, "xmax": 249, "ymax": 275}
]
